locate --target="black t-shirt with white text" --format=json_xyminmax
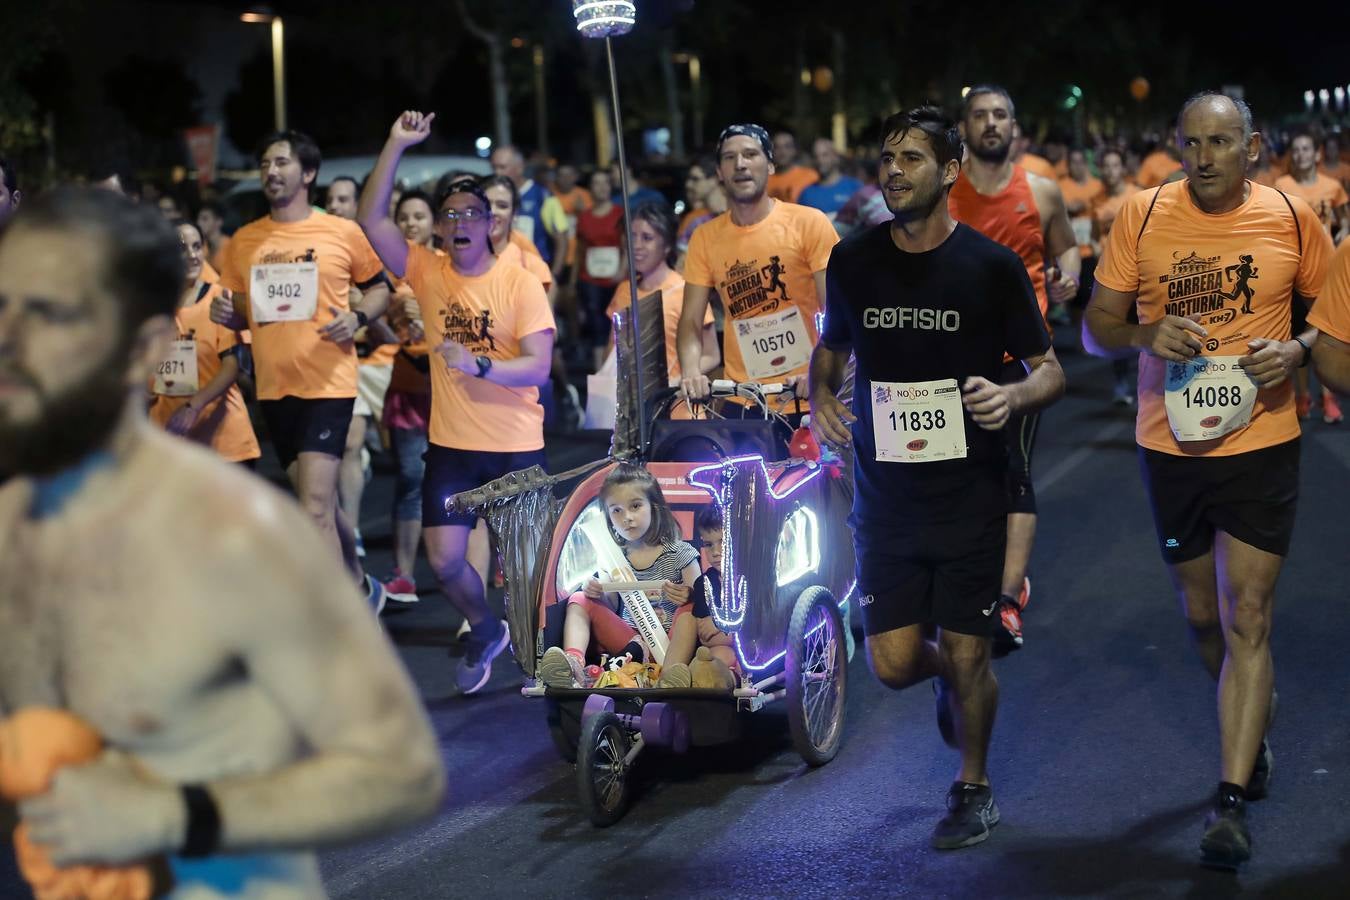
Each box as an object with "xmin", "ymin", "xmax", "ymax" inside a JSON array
[{"xmin": 821, "ymin": 222, "xmax": 1050, "ymax": 525}]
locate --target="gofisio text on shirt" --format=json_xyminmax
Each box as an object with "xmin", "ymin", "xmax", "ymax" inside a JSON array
[{"xmin": 862, "ymin": 306, "xmax": 961, "ymax": 331}]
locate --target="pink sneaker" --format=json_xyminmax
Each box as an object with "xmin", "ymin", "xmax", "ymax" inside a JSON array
[{"xmin": 383, "ymin": 572, "xmax": 419, "ymax": 604}]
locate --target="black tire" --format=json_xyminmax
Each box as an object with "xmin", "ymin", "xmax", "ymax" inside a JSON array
[
  {"xmin": 546, "ymin": 700, "xmax": 578, "ymax": 763},
  {"xmin": 576, "ymin": 710, "xmax": 632, "ymax": 826},
  {"xmin": 785, "ymin": 586, "xmax": 847, "ymax": 766}
]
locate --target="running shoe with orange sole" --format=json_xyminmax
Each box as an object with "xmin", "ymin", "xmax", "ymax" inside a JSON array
[{"xmin": 1322, "ymin": 390, "xmax": 1343, "ymax": 425}]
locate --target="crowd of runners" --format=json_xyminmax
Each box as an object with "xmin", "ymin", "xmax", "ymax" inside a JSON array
[{"xmin": 2, "ymin": 76, "xmax": 1350, "ymax": 896}]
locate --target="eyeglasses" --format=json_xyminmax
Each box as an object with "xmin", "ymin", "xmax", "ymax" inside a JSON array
[{"xmin": 441, "ymin": 207, "xmax": 488, "ymax": 222}]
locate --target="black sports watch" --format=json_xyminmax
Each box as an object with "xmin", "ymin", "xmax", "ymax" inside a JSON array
[
  {"xmin": 474, "ymin": 355, "xmax": 492, "ymax": 378},
  {"xmin": 1293, "ymin": 336, "xmax": 1311, "ymax": 368},
  {"xmin": 353, "ymin": 309, "xmax": 369, "ymax": 328}
]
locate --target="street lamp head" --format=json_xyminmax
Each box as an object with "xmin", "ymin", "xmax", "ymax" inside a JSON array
[
  {"xmin": 241, "ymin": 5, "xmax": 276, "ymax": 23},
  {"xmin": 572, "ymin": 1, "xmax": 635, "ymax": 38}
]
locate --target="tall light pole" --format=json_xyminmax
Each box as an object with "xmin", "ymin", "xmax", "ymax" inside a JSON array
[
  {"xmin": 674, "ymin": 52, "xmax": 703, "ymax": 151},
  {"xmin": 242, "ymin": 7, "xmax": 287, "ymax": 131},
  {"xmin": 572, "ymin": 0, "xmax": 646, "ymax": 453}
]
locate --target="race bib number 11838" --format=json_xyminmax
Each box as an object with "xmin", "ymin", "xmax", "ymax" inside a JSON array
[{"xmin": 870, "ymin": 378, "xmax": 967, "ymax": 463}]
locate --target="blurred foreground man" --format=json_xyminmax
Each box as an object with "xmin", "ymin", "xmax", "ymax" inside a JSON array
[{"xmin": 0, "ymin": 189, "xmax": 444, "ymax": 897}]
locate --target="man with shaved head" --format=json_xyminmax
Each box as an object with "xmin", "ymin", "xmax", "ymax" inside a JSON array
[{"xmin": 1085, "ymin": 92, "xmax": 1333, "ymax": 870}]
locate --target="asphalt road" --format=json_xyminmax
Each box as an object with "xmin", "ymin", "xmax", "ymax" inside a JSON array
[{"xmin": 4, "ymin": 338, "xmax": 1349, "ymax": 899}]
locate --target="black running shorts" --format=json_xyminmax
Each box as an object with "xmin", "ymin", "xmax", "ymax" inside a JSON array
[
  {"xmin": 259, "ymin": 396, "xmax": 355, "ymax": 470},
  {"xmin": 422, "ymin": 444, "xmax": 548, "ymax": 528},
  {"xmin": 1138, "ymin": 439, "xmax": 1300, "ymax": 565},
  {"xmin": 1002, "ymin": 360, "xmax": 1040, "ymax": 515},
  {"xmin": 853, "ymin": 510, "xmax": 1007, "ymax": 638}
]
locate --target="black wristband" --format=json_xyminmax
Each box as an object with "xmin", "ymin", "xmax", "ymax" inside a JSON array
[
  {"xmin": 354, "ymin": 310, "xmax": 370, "ymax": 328},
  {"xmin": 180, "ymin": 784, "xmax": 222, "ymax": 858},
  {"xmin": 1294, "ymin": 336, "xmax": 1311, "ymax": 368}
]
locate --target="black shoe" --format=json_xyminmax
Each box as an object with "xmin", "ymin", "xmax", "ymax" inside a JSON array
[
  {"xmin": 1247, "ymin": 740, "xmax": 1273, "ymax": 801},
  {"xmin": 931, "ymin": 782, "xmax": 1000, "ymax": 849},
  {"xmin": 933, "ymin": 677, "xmax": 956, "ymax": 749},
  {"xmin": 1200, "ymin": 793, "xmax": 1251, "ymax": 870}
]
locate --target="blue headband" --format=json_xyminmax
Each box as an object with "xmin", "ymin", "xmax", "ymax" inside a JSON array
[{"xmin": 717, "ymin": 124, "xmax": 774, "ymax": 163}]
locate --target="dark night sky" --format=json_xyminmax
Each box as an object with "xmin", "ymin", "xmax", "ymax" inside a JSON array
[{"xmin": 12, "ymin": 0, "xmax": 1350, "ymax": 175}]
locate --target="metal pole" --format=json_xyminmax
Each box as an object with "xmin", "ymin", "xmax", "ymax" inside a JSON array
[
  {"xmin": 689, "ymin": 55, "xmax": 703, "ymax": 150},
  {"xmin": 533, "ymin": 45, "xmax": 549, "ymax": 157},
  {"xmin": 606, "ymin": 35, "xmax": 647, "ymax": 457},
  {"xmin": 271, "ymin": 17, "xmax": 287, "ymax": 131}
]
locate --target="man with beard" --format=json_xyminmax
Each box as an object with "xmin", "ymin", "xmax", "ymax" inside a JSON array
[
  {"xmin": 1084, "ymin": 92, "xmax": 1332, "ymax": 869},
  {"xmin": 949, "ymin": 86, "xmax": 1080, "ymax": 654},
  {"xmin": 210, "ymin": 130, "xmax": 391, "ymax": 612},
  {"xmin": 809, "ymin": 106, "xmax": 1063, "ymax": 849},
  {"xmin": 0, "ymin": 189, "xmax": 444, "ymax": 896},
  {"xmin": 677, "ymin": 123, "xmax": 838, "ymax": 414}
]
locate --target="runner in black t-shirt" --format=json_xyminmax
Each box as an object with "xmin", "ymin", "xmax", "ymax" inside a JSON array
[{"xmin": 809, "ymin": 107, "xmax": 1065, "ymax": 850}]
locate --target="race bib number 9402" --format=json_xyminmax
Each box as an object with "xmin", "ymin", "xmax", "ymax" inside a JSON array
[
  {"xmin": 870, "ymin": 378, "xmax": 967, "ymax": 463},
  {"xmin": 1164, "ymin": 355, "xmax": 1258, "ymax": 442},
  {"xmin": 250, "ymin": 262, "xmax": 319, "ymax": 323}
]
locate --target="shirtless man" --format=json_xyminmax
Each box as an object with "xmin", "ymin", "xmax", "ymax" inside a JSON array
[{"xmin": 0, "ymin": 189, "xmax": 444, "ymax": 897}]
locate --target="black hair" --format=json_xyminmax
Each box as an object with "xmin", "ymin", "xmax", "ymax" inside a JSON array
[
  {"xmin": 197, "ymin": 199, "xmax": 224, "ymax": 219},
  {"xmin": 694, "ymin": 505, "xmax": 722, "ymax": 535},
  {"xmin": 395, "ymin": 189, "xmax": 434, "ymax": 219},
  {"xmin": 962, "ymin": 84, "xmax": 1016, "ymax": 121},
  {"xmin": 12, "ymin": 188, "xmax": 183, "ymax": 340},
  {"xmin": 478, "ymin": 174, "xmax": 520, "ymax": 215},
  {"xmin": 690, "ymin": 155, "xmax": 717, "ymax": 179},
  {"xmin": 879, "ymin": 105, "xmax": 963, "ymax": 171},
  {"xmin": 600, "ymin": 462, "xmax": 683, "ymax": 547},
  {"xmin": 0, "ymin": 156, "xmax": 16, "ymax": 195},
  {"xmin": 255, "ymin": 129, "xmax": 322, "ymax": 174},
  {"xmin": 622, "ymin": 200, "xmax": 679, "ymax": 268},
  {"xmin": 327, "ymin": 175, "xmax": 359, "ymax": 193},
  {"xmin": 1178, "ymin": 91, "xmax": 1254, "ymax": 142}
]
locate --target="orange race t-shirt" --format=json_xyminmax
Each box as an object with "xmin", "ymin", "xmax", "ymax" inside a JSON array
[
  {"xmin": 606, "ymin": 267, "xmax": 714, "ymax": 380},
  {"xmin": 1091, "ymin": 183, "xmax": 1142, "ymax": 241},
  {"xmin": 1095, "ymin": 181, "xmax": 1333, "ymax": 457},
  {"xmin": 403, "ymin": 245, "xmax": 556, "ymax": 452},
  {"xmin": 1274, "ymin": 173, "xmax": 1349, "ymax": 234},
  {"xmin": 208, "ymin": 235, "xmax": 231, "ymax": 275},
  {"xmin": 1321, "ymin": 160, "xmax": 1350, "ymax": 195},
  {"xmin": 684, "ymin": 201, "xmax": 838, "ymax": 386},
  {"xmin": 1059, "ymin": 175, "xmax": 1105, "ymax": 257},
  {"xmin": 500, "ymin": 239, "xmax": 553, "ymax": 290},
  {"xmin": 1308, "ymin": 239, "xmax": 1350, "ymax": 343},
  {"xmin": 767, "ymin": 166, "xmax": 820, "ymax": 203},
  {"xmin": 1137, "ymin": 150, "xmax": 1183, "ymax": 188},
  {"xmin": 218, "ymin": 211, "xmax": 383, "ymax": 401},
  {"xmin": 148, "ymin": 284, "xmax": 261, "ymax": 462},
  {"xmin": 1018, "ymin": 153, "xmax": 1056, "ymax": 180}
]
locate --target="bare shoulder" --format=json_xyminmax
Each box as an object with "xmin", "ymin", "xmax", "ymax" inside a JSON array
[{"xmin": 1027, "ymin": 171, "xmax": 1065, "ymax": 209}]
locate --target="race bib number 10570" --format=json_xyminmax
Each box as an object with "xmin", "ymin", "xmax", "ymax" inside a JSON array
[{"xmin": 249, "ymin": 262, "xmax": 319, "ymax": 323}]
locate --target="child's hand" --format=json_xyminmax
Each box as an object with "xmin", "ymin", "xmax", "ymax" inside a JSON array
[
  {"xmin": 662, "ymin": 580, "xmax": 690, "ymax": 605},
  {"xmin": 584, "ymin": 578, "xmax": 604, "ymax": 600}
]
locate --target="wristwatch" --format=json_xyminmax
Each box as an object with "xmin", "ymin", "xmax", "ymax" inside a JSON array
[
  {"xmin": 1293, "ymin": 336, "xmax": 1311, "ymax": 368},
  {"xmin": 474, "ymin": 355, "xmax": 492, "ymax": 378},
  {"xmin": 353, "ymin": 310, "xmax": 369, "ymax": 328}
]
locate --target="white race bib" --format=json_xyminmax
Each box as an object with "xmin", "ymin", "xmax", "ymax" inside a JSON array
[
  {"xmin": 585, "ymin": 246, "xmax": 621, "ymax": 280},
  {"xmin": 249, "ymin": 262, "xmax": 318, "ymax": 323},
  {"xmin": 1164, "ymin": 355, "xmax": 1258, "ymax": 442},
  {"xmin": 732, "ymin": 307, "xmax": 813, "ymax": 380},
  {"xmin": 870, "ymin": 378, "xmax": 967, "ymax": 463},
  {"xmin": 152, "ymin": 340, "xmax": 199, "ymax": 396}
]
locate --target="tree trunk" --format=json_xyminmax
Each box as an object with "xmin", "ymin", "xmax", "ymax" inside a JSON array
[
  {"xmin": 659, "ymin": 36, "xmax": 685, "ymax": 160},
  {"xmin": 457, "ymin": 0, "xmax": 511, "ymax": 147}
]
